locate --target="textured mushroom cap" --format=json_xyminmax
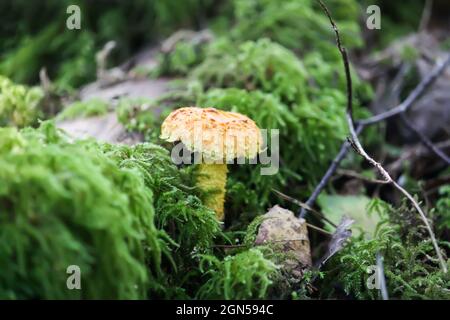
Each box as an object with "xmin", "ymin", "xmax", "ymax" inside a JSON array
[{"xmin": 161, "ymin": 107, "xmax": 263, "ymax": 162}]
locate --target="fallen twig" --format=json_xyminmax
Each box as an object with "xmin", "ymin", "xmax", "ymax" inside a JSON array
[
  {"xmin": 300, "ymin": 25, "xmax": 450, "ymax": 219},
  {"xmin": 419, "ymin": 0, "xmax": 433, "ymax": 32},
  {"xmin": 387, "ymin": 139, "xmax": 450, "ymax": 173},
  {"xmin": 376, "ymin": 252, "xmax": 389, "ymax": 300},
  {"xmin": 315, "ymin": 0, "xmax": 447, "ymax": 273},
  {"xmin": 299, "ymin": 17, "xmax": 450, "ymax": 218},
  {"xmin": 358, "ymin": 53, "xmax": 450, "ymax": 126},
  {"xmin": 305, "ymin": 223, "xmax": 333, "ymax": 236},
  {"xmin": 298, "ymin": 125, "xmax": 363, "ymax": 217},
  {"xmin": 400, "ymin": 114, "xmax": 450, "ymax": 165},
  {"xmin": 273, "ymin": 189, "xmax": 337, "ymax": 228},
  {"xmin": 336, "ymin": 168, "xmax": 389, "ymax": 184},
  {"xmin": 315, "ymin": 216, "xmax": 354, "ymax": 268}
]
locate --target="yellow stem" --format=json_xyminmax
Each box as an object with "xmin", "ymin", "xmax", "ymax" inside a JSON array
[{"xmin": 196, "ymin": 163, "xmax": 228, "ymax": 220}]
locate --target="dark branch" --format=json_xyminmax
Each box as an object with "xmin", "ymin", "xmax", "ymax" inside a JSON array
[
  {"xmin": 311, "ymin": 0, "xmax": 447, "ymax": 273},
  {"xmin": 376, "ymin": 252, "xmax": 389, "ymax": 300},
  {"xmin": 300, "ymin": 51, "xmax": 450, "ymax": 218},
  {"xmin": 358, "ymin": 54, "xmax": 450, "ymax": 126},
  {"xmin": 274, "ymin": 189, "xmax": 337, "ymax": 228},
  {"xmin": 299, "ymin": 124, "xmax": 363, "ymax": 217},
  {"xmin": 400, "ymin": 114, "xmax": 450, "ymax": 165}
]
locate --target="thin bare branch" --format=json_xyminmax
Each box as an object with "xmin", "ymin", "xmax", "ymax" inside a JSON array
[
  {"xmin": 315, "ymin": 0, "xmax": 447, "ymax": 273},
  {"xmin": 301, "ymin": 55, "xmax": 449, "ymax": 218},
  {"xmin": 306, "ymin": 223, "xmax": 333, "ymax": 236},
  {"xmin": 387, "ymin": 139, "xmax": 450, "ymax": 173},
  {"xmin": 358, "ymin": 54, "xmax": 450, "ymax": 126},
  {"xmin": 419, "ymin": 0, "xmax": 433, "ymax": 32},
  {"xmin": 400, "ymin": 114, "xmax": 450, "ymax": 165},
  {"xmin": 298, "ymin": 124, "xmax": 363, "ymax": 217},
  {"xmin": 273, "ymin": 189, "xmax": 337, "ymax": 228},
  {"xmin": 336, "ymin": 168, "xmax": 389, "ymax": 184},
  {"xmin": 376, "ymin": 252, "xmax": 389, "ymax": 300}
]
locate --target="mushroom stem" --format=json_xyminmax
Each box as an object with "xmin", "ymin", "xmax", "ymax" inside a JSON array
[{"xmin": 196, "ymin": 163, "xmax": 228, "ymax": 220}]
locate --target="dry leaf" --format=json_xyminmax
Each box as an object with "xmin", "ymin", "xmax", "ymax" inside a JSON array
[{"xmin": 317, "ymin": 216, "xmax": 354, "ymax": 267}]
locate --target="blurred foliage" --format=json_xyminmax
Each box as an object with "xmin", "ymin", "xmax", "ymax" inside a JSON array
[
  {"xmin": 0, "ymin": 0, "xmax": 218, "ymax": 88},
  {"xmin": 192, "ymin": 39, "xmax": 308, "ymax": 104},
  {"xmin": 116, "ymin": 97, "xmax": 162, "ymax": 142},
  {"xmin": 188, "ymin": 37, "xmax": 372, "ymax": 106},
  {"xmin": 361, "ymin": 0, "xmax": 426, "ymax": 48},
  {"xmin": 231, "ymin": 0, "xmax": 362, "ymax": 55},
  {"xmin": 153, "ymin": 39, "xmax": 209, "ymax": 77},
  {"xmin": 317, "ymin": 194, "xmax": 384, "ymax": 237},
  {"xmin": 0, "ymin": 75, "xmax": 44, "ymax": 127},
  {"xmin": 56, "ymin": 98, "xmax": 109, "ymax": 121}
]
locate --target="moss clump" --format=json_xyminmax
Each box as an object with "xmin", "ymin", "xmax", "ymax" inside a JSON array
[
  {"xmin": 189, "ymin": 36, "xmax": 371, "ymax": 107},
  {"xmin": 0, "ymin": 122, "xmax": 223, "ymax": 299},
  {"xmin": 0, "ymin": 75, "xmax": 44, "ymax": 127},
  {"xmin": 154, "ymin": 40, "xmax": 208, "ymax": 77},
  {"xmin": 197, "ymin": 248, "xmax": 279, "ymax": 299},
  {"xmin": 116, "ymin": 97, "xmax": 161, "ymax": 141},
  {"xmin": 191, "ymin": 38, "xmax": 308, "ymax": 104},
  {"xmin": 100, "ymin": 141, "xmax": 222, "ymax": 255},
  {"xmin": 320, "ymin": 200, "xmax": 450, "ymax": 300},
  {"xmin": 435, "ymin": 186, "xmax": 450, "ymax": 237},
  {"xmin": 56, "ymin": 98, "xmax": 109, "ymax": 121},
  {"xmin": 231, "ymin": 0, "xmax": 362, "ymax": 55},
  {"xmin": 0, "ymin": 122, "xmax": 169, "ymax": 299}
]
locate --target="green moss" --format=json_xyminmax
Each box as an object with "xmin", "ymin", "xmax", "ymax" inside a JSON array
[
  {"xmin": 302, "ymin": 51, "xmax": 373, "ymax": 103},
  {"xmin": 0, "ymin": 121, "xmax": 229, "ymax": 299},
  {"xmin": 197, "ymin": 248, "xmax": 279, "ymax": 299},
  {"xmin": 192, "ymin": 38, "xmax": 308, "ymax": 104},
  {"xmin": 436, "ymin": 186, "xmax": 450, "ymax": 236},
  {"xmin": 191, "ymin": 36, "xmax": 372, "ymax": 117},
  {"xmin": 99, "ymin": 136, "xmax": 223, "ymax": 298},
  {"xmin": 231, "ymin": 0, "xmax": 362, "ymax": 55},
  {"xmin": 320, "ymin": 200, "xmax": 450, "ymax": 300},
  {"xmin": 0, "ymin": 75, "xmax": 44, "ymax": 127},
  {"xmin": 56, "ymin": 98, "xmax": 109, "ymax": 121},
  {"xmin": 0, "ymin": 122, "xmax": 168, "ymax": 299},
  {"xmin": 400, "ymin": 45, "xmax": 420, "ymax": 62},
  {"xmin": 154, "ymin": 40, "xmax": 207, "ymax": 77},
  {"xmin": 116, "ymin": 97, "xmax": 161, "ymax": 141}
]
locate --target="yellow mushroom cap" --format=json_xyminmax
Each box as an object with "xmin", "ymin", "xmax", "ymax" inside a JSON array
[{"xmin": 161, "ymin": 107, "xmax": 263, "ymax": 162}]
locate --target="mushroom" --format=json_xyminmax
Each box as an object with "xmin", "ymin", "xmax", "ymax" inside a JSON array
[{"xmin": 161, "ymin": 107, "xmax": 263, "ymax": 220}]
